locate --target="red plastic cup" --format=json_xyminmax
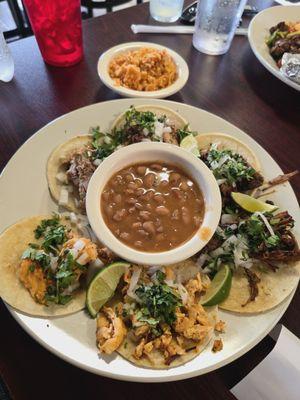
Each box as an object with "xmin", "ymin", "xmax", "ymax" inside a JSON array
[{"xmin": 23, "ymin": 0, "xmax": 83, "ymax": 67}]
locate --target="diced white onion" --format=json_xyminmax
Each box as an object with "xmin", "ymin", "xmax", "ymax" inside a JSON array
[
  {"xmin": 163, "ymin": 126, "xmax": 172, "ymax": 134},
  {"xmin": 255, "ymin": 212, "xmax": 275, "ymax": 237},
  {"xmin": 127, "ymin": 266, "xmax": 141, "ymax": 301},
  {"xmin": 78, "ymin": 214, "xmax": 89, "ymax": 226},
  {"xmin": 196, "ymin": 253, "xmax": 210, "ymax": 269},
  {"xmin": 93, "ymin": 159, "xmax": 102, "ymax": 167},
  {"xmin": 230, "ymin": 224, "xmax": 238, "ymax": 230},
  {"xmin": 154, "ymin": 120, "xmax": 164, "ymax": 140},
  {"xmin": 62, "ymin": 281, "xmax": 80, "ymax": 295},
  {"xmin": 143, "ymin": 128, "xmax": 149, "ymax": 136},
  {"xmin": 141, "ymin": 138, "xmax": 151, "ymax": 142},
  {"xmin": 69, "ymin": 212, "xmax": 78, "ymax": 224},
  {"xmin": 90, "ymin": 258, "xmax": 104, "ymax": 268},
  {"xmin": 73, "ymin": 239, "xmax": 86, "ymax": 252},
  {"xmin": 221, "ymin": 214, "xmax": 238, "ymax": 225},
  {"xmin": 50, "ymin": 257, "xmax": 58, "ymax": 272},
  {"xmin": 56, "ymin": 172, "xmax": 68, "ymax": 184},
  {"xmin": 217, "ymin": 179, "xmax": 227, "ymax": 185},
  {"xmin": 218, "ymin": 154, "xmax": 230, "ymax": 168},
  {"xmin": 59, "ymin": 187, "xmax": 69, "ymax": 206},
  {"xmin": 210, "ymin": 247, "xmax": 225, "ymax": 258},
  {"xmin": 77, "ymin": 252, "xmax": 89, "ymax": 265}
]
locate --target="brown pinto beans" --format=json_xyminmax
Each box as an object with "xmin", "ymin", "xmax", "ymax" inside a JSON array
[{"xmin": 101, "ymin": 162, "xmax": 205, "ymax": 252}]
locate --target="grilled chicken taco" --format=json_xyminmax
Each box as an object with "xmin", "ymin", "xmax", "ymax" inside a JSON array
[
  {"xmin": 47, "ymin": 106, "xmax": 188, "ymax": 213},
  {"xmin": 0, "ymin": 214, "xmax": 100, "ymax": 317},
  {"xmin": 96, "ymin": 261, "xmax": 222, "ymax": 368},
  {"xmin": 194, "ymin": 133, "xmax": 300, "ymax": 313}
]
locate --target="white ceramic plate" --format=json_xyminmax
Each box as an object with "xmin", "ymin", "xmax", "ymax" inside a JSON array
[
  {"xmin": 248, "ymin": 5, "xmax": 300, "ymax": 92},
  {"xmin": 97, "ymin": 42, "xmax": 189, "ymax": 98},
  {"xmin": 1, "ymin": 99, "xmax": 299, "ymax": 382},
  {"xmin": 274, "ymin": 1, "xmax": 300, "ymax": 6}
]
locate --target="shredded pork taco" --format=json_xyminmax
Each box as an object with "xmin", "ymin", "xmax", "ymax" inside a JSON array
[
  {"xmin": 0, "ymin": 214, "xmax": 100, "ymax": 317},
  {"xmin": 96, "ymin": 261, "xmax": 221, "ymax": 368}
]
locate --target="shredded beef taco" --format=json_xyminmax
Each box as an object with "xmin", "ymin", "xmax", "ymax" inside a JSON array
[
  {"xmin": 0, "ymin": 214, "xmax": 99, "ymax": 317},
  {"xmin": 95, "ymin": 261, "xmax": 221, "ymax": 368},
  {"xmin": 194, "ymin": 133, "xmax": 300, "ymax": 312},
  {"xmin": 47, "ymin": 135, "xmax": 93, "ymax": 213}
]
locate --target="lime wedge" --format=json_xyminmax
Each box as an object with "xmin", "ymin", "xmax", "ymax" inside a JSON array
[
  {"xmin": 86, "ymin": 261, "xmax": 130, "ymax": 318},
  {"xmin": 200, "ymin": 264, "xmax": 232, "ymax": 306},
  {"xmin": 180, "ymin": 134, "xmax": 200, "ymax": 157},
  {"xmin": 231, "ymin": 192, "xmax": 278, "ymax": 213}
]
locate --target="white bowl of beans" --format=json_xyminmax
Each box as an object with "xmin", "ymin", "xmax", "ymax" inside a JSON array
[{"xmin": 86, "ymin": 142, "xmax": 221, "ymax": 266}]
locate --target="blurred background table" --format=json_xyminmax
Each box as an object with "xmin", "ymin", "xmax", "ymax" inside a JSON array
[{"xmin": 0, "ymin": 1, "xmax": 299, "ymax": 399}]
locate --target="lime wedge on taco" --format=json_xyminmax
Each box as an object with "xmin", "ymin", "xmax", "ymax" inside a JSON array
[
  {"xmin": 86, "ymin": 261, "xmax": 129, "ymax": 318},
  {"xmin": 180, "ymin": 134, "xmax": 200, "ymax": 156},
  {"xmin": 200, "ymin": 264, "xmax": 232, "ymax": 306},
  {"xmin": 231, "ymin": 192, "xmax": 278, "ymax": 213}
]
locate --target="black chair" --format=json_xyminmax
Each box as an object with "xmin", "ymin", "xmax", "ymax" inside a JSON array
[
  {"xmin": 81, "ymin": 0, "xmax": 144, "ymax": 17},
  {"xmin": 1, "ymin": 0, "xmax": 31, "ymax": 40}
]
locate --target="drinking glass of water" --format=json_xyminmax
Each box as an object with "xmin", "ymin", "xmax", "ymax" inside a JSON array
[
  {"xmin": 193, "ymin": 0, "xmax": 248, "ymax": 55},
  {"xmin": 150, "ymin": 0, "xmax": 184, "ymax": 23}
]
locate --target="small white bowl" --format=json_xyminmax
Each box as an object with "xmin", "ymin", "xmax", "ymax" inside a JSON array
[
  {"xmin": 97, "ymin": 42, "xmax": 189, "ymax": 98},
  {"xmin": 86, "ymin": 142, "xmax": 221, "ymax": 266}
]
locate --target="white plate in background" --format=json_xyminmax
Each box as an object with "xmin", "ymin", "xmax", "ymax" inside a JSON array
[{"xmin": 248, "ymin": 5, "xmax": 300, "ymax": 91}]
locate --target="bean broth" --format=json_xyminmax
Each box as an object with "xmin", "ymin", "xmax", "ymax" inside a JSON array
[{"xmin": 101, "ymin": 162, "xmax": 205, "ymax": 252}]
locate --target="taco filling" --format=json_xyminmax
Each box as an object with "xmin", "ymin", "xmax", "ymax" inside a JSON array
[
  {"xmin": 96, "ymin": 264, "xmax": 218, "ymax": 367},
  {"xmin": 18, "ymin": 215, "xmax": 98, "ymax": 306},
  {"xmin": 200, "ymin": 143, "xmax": 264, "ymax": 202}
]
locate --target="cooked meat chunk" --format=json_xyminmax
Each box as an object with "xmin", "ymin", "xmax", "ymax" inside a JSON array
[
  {"xmin": 66, "ymin": 151, "xmax": 96, "ymax": 210},
  {"xmin": 242, "ymin": 268, "xmax": 261, "ymax": 307},
  {"xmin": 269, "ymin": 21, "xmax": 289, "ymax": 35},
  {"xmin": 212, "ymin": 339, "xmax": 223, "ymax": 353}
]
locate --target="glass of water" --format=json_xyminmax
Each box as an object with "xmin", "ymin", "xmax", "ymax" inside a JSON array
[
  {"xmin": 150, "ymin": 0, "xmax": 184, "ymax": 23},
  {"xmin": 193, "ymin": 0, "xmax": 248, "ymax": 55}
]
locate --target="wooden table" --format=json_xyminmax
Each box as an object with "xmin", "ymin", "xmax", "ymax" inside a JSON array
[{"xmin": 0, "ymin": 1, "xmax": 299, "ymax": 399}]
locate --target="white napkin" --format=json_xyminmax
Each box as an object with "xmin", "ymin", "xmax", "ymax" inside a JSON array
[
  {"xmin": 231, "ymin": 325, "xmax": 300, "ymax": 400},
  {"xmin": 131, "ymin": 25, "xmax": 248, "ymax": 36}
]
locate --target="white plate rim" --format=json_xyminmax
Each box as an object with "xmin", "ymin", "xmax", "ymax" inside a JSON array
[
  {"xmin": 248, "ymin": 5, "xmax": 300, "ymax": 92},
  {"xmin": 97, "ymin": 42, "xmax": 189, "ymax": 98},
  {"xmin": 0, "ymin": 98, "xmax": 299, "ymax": 382}
]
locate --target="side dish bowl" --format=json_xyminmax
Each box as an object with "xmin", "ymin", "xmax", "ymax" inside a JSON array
[
  {"xmin": 97, "ymin": 42, "xmax": 189, "ymax": 98},
  {"xmin": 248, "ymin": 5, "xmax": 300, "ymax": 92},
  {"xmin": 86, "ymin": 142, "xmax": 221, "ymax": 265}
]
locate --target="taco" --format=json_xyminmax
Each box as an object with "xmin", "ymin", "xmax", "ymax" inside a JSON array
[
  {"xmin": 47, "ymin": 106, "xmax": 188, "ymax": 213},
  {"xmin": 196, "ymin": 133, "xmax": 263, "ymax": 203},
  {"xmin": 0, "ymin": 214, "xmax": 99, "ymax": 317},
  {"xmin": 95, "ymin": 261, "xmax": 221, "ymax": 368},
  {"xmin": 111, "ymin": 105, "xmax": 188, "ymax": 145},
  {"xmin": 194, "ymin": 133, "xmax": 300, "ymax": 313}
]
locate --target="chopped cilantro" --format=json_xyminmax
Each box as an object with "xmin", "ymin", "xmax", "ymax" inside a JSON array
[
  {"xmin": 202, "ymin": 145, "xmax": 256, "ymax": 186},
  {"xmin": 33, "ymin": 215, "xmax": 68, "ymax": 255},
  {"xmin": 135, "ymin": 283, "xmax": 181, "ymax": 326},
  {"xmin": 177, "ymin": 125, "xmax": 194, "ymax": 143}
]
